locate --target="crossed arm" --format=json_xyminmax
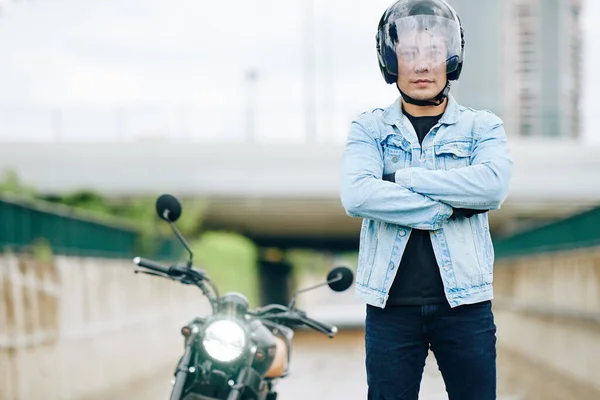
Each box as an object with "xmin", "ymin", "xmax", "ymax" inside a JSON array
[
  {"xmin": 340, "ymin": 115, "xmax": 513, "ymax": 230},
  {"xmin": 340, "ymin": 119, "xmax": 453, "ymax": 231}
]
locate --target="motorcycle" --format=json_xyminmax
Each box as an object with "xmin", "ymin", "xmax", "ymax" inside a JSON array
[{"xmin": 132, "ymin": 194, "xmax": 354, "ymax": 400}]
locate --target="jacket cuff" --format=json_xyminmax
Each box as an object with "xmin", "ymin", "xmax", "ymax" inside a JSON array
[
  {"xmin": 438, "ymin": 203, "xmax": 454, "ymax": 221},
  {"xmin": 394, "ymin": 168, "xmax": 412, "ymax": 188}
]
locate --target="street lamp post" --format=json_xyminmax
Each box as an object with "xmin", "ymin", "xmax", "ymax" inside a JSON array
[
  {"xmin": 302, "ymin": 0, "xmax": 317, "ymax": 143},
  {"xmin": 245, "ymin": 69, "xmax": 259, "ymax": 143}
]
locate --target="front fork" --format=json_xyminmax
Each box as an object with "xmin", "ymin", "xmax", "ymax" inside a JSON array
[
  {"xmin": 170, "ymin": 345, "xmax": 193, "ymax": 400},
  {"xmin": 226, "ymin": 346, "xmax": 259, "ymax": 400}
]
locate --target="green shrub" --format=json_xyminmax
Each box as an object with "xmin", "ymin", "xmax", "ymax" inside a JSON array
[{"xmin": 191, "ymin": 232, "xmax": 259, "ymax": 307}]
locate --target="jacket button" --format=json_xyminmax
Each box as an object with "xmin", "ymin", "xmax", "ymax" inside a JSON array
[
  {"xmin": 389, "ymin": 262, "xmax": 395, "ymax": 270},
  {"xmin": 392, "ymin": 156, "xmax": 399, "ymax": 163},
  {"xmin": 452, "ymin": 154, "xmax": 458, "ymax": 159},
  {"xmin": 399, "ymin": 230, "xmax": 406, "ymax": 236}
]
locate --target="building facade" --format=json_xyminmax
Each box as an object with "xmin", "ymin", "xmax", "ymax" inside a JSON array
[{"xmin": 448, "ymin": 0, "xmax": 582, "ymax": 139}]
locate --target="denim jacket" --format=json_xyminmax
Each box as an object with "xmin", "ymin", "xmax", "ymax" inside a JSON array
[{"xmin": 340, "ymin": 95, "xmax": 513, "ymax": 308}]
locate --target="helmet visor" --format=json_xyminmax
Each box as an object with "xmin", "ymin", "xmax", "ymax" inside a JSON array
[{"xmin": 382, "ymin": 15, "xmax": 461, "ymax": 75}]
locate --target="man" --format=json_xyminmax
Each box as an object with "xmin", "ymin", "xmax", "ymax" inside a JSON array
[{"xmin": 339, "ymin": 0, "xmax": 513, "ymax": 399}]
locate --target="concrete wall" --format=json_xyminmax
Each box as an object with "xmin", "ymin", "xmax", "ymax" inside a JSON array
[
  {"xmin": 0, "ymin": 253, "xmax": 210, "ymax": 400},
  {"xmin": 493, "ymin": 246, "xmax": 600, "ymax": 396},
  {"xmin": 3, "ymin": 247, "xmax": 600, "ymax": 399}
]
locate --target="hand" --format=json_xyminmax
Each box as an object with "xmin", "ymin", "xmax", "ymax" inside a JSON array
[{"xmin": 449, "ymin": 208, "xmax": 488, "ymax": 219}]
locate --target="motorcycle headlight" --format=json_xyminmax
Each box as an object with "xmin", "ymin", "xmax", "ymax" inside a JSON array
[{"xmin": 202, "ymin": 319, "xmax": 247, "ymax": 362}]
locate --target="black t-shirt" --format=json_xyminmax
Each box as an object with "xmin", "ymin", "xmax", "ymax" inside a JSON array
[{"xmin": 386, "ymin": 111, "xmax": 447, "ymax": 306}]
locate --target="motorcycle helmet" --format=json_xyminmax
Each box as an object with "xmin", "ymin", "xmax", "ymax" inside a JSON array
[{"xmin": 376, "ymin": 0, "xmax": 465, "ymax": 106}]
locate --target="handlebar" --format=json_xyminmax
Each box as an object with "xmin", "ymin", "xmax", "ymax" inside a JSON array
[
  {"xmin": 133, "ymin": 257, "xmax": 206, "ymax": 281},
  {"xmin": 132, "ymin": 256, "xmax": 219, "ymax": 311},
  {"xmin": 134, "ymin": 257, "xmax": 337, "ymax": 336},
  {"xmin": 133, "ymin": 257, "xmax": 170, "ymax": 274},
  {"xmin": 296, "ymin": 311, "xmax": 338, "ymax": 338},
  {"xmin": 249, "ymin": 304, "xmax": 289, "ymax": 316},
  {"xmin": 259, "ymin": 309, "xmax": 338, "ymax": 338}
]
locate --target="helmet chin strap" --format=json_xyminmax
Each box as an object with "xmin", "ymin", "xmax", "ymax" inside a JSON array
[{"xmin": 396, "ymin": 80, "xmax": 451, "ymax": 107}]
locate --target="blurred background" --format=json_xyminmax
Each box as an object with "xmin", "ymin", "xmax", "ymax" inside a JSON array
[{"xmin": 0, "ymin": 0, "xmax": 599, "ymax": 399}]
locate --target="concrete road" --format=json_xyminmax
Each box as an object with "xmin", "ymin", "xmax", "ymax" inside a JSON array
[
  {"xmin": 275, "ymin": 330, "xmax": 450, "ymax": 400},
  {"xmin": 97, "ymin": 287, "xmax": 594, "ymax": 400},
  {"xmin": 106, "ymin": 329, "xmax": 523, "ymax": 400}
]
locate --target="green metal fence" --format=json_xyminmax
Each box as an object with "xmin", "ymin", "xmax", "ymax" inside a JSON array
[
  {"xmin": 4, "ymin": 192, "xmax": 598, "ymax": 262},
  {"xmin": 0, "ymin": 194, "xmax": 180, "ymax": 260},
  {"xmin": 494, "ymin": 206, "xmax": 600, "ymax": 259}
]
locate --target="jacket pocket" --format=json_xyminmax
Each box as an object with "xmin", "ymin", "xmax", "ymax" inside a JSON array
[
  {"xmin": 434, "ymin": 139, "xmax": 472, "ymax": 170},
  {"xmin": 469, "ymin": 215, "xmax": 494, "ymax": 284},
  {"xmin": 356, "ymin": 219, "xmax": 379, "ymax": 286},
  {"xmin": 381, "ymin": 135, "xmax": 411, "ymax": 172}
]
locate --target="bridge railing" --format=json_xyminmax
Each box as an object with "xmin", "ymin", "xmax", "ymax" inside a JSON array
[
  {"xmin": 0, "ymin": 104, "xmax": 534, "ymax": 144},
  {"xmin": 0, "ymin": 193, "xmax": 180, "ymax": 260},
  {"xmin": 0, "ymin": 105, "xmax": 362, "ymax": 144},
  {"xmin": 492, "ymin": 205, "xmax": 600, "ymax": 396}
]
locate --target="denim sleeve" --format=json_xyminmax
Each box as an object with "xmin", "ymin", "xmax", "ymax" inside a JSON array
[
  {"xmin": 394, "ymin": 112, "xmax": 513, "ymax": 210},
  {"xmin": 340, "ymin": 117, "xmax": 453, "ymax": 230}
]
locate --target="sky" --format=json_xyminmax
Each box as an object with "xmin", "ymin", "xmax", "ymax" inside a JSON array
[{"xmin": 0, "ymin": 0, "xmax": 597, "ymax": 143}]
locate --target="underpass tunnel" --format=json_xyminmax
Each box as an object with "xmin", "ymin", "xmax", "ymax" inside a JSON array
[
  {"xmin": 257, "ymin": 247, "xmax": 293, "ymax": 306},
  {"xmin": 254, "ymin": 237, "xmax": 359, "ymax": 307}
]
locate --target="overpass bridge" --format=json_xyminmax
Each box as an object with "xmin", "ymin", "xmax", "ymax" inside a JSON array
[{"xmin": 1, "ymin": 139, "xmax": 599, "ymax": 249}]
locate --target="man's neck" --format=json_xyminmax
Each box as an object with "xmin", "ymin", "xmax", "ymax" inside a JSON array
[{"xmin": 401, "ymin": 97, "xmax": 448, "ymax": 117}]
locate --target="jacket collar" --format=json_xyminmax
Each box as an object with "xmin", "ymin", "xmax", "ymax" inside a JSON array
[{"xmin": 381, "ymin": 93, "xmax": 460, "ymax": 126}]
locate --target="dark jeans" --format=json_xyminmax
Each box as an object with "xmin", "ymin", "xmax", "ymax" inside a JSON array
[{"xmin": 365, "ymin": 300, "xmax": 497, "ymax": 400}]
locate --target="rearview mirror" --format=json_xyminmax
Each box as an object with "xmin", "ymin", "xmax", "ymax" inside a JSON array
[
  {"xmin": 326, "ymin": 266, "xmax": 354, "ymax": 292},
  {"xmin": 156, "ymin": 194, "xmax": 182, "ymax": 222}
]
